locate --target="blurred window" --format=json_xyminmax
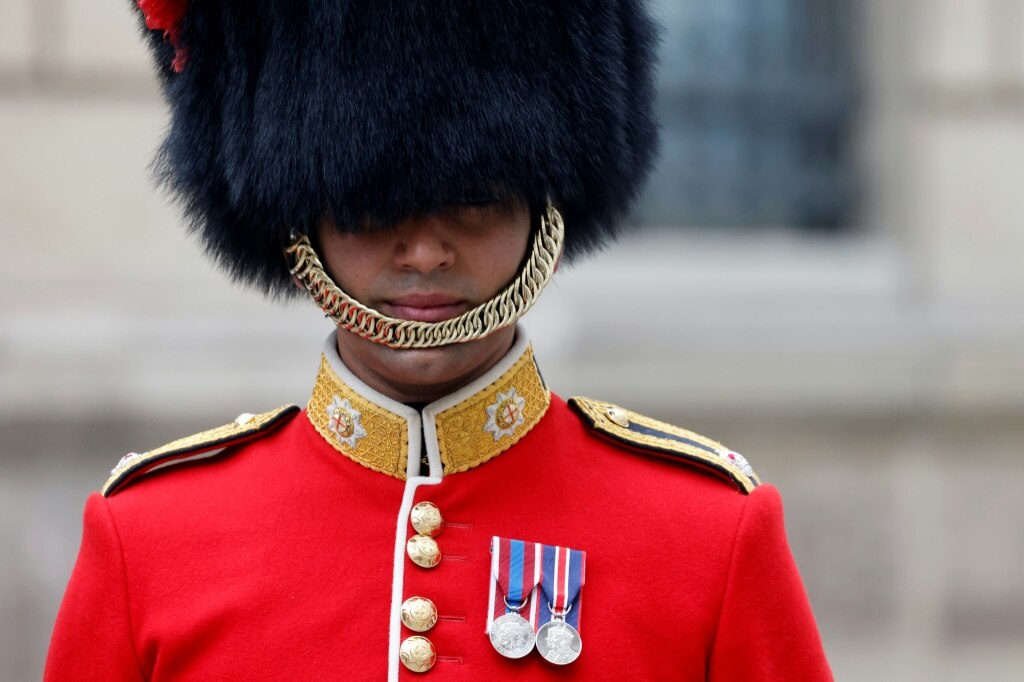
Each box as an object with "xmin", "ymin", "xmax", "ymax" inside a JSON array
[{"xmin": 636, "ymin": 0, "xmax": 858, "ymax": 230}]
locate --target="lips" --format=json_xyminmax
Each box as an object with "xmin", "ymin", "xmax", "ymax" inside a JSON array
[{"xmin": 383, "ymin": 294, "xmax": 469, "ymax": 323}]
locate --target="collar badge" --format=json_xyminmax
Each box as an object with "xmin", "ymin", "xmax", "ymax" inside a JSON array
[
  {"xmin": 484, "ymin": 388, "xmax": 527, "ymax": 442},
  {"xmin": 326, "ymin": 395, "xmax": 367, "ymax": 448}
]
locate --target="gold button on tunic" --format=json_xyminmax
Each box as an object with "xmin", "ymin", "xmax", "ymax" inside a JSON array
[
  {"xmin": 399, "ymin": 636, "xmax": 437, "ymax": 673},
  {"xmin": 406, "ymin": 534, "xmax": 441, "ymax": 569},
  {"xmin": 401, "ymin": 596, "xmax": 438, "ymax": 633},
  {"xmin": 410, "ymin": 501, "xmax": 444, "ymax": 537}
]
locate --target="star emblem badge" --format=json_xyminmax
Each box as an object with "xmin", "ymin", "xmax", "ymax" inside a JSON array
[
  {"xmin": 484, "ymin": 388, "xmax": 527, "ymax": 442},
  {"xmin": 326, "ymin": 395, "xmax": 367, "ymax": 448}
]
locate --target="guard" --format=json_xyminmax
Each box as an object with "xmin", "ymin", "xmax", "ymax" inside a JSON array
[{"xmin": 45, "ymin": 1, "xmax": 833, "ymax": 680}]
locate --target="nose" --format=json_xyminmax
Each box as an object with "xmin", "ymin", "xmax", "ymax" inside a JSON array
[{"xmin": 393, "ymin": 215, "xmax": 454, "ymax": 274}]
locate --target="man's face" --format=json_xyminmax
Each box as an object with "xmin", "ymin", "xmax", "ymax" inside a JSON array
[{"xmin": 317, "ymin": 203, "xmax": 532, "ymax": 403}]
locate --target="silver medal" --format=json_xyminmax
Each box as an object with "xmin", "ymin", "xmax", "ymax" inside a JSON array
[
  {"xmin": 489, "ymin": 612, "xmax": 536, "ymax": 659},
  {"xmin": 536, "ymin": 619, "xmax": 582, "ymax": 665}
]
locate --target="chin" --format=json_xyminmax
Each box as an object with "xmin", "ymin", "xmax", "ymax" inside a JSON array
[
  {"xmin": 363, "ymin": 339, "xmax": 492, "ymax": 390},
  {"xmin": 335, "ymin": 326, "xmax": 516, "ymax": 402},
  {"xmin": 381, "ymin": 346, "xmax": 467, "ymax": 382},
  {"xmin": 333, "ymin": 323, "xmax": 516, "ymax": 401}
]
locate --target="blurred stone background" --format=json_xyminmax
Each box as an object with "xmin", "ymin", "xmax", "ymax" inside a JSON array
[{"xmin": 2, "ymin": 0, "xmax": 1023, "ymax": 680}]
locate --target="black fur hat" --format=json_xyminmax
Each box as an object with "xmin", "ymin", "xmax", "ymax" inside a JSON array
[{"xmin": 134, "ymin": 1, "xmax": 660, "ymax": 296}]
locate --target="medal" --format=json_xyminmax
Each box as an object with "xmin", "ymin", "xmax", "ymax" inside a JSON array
[
  {"xmin": 537, "ymin": 616, "xmax": 582, "ymax": 665},
  {"xmin": 488, "ymin": 538, "xmax": 542, "ymax": 659},
  {"xmin": 536, "ymin": 543, "xmax": 586, "ymax": 665},
  {"xmin": 489, "ymin": 602, "xmax": 536, "ymax": 658}
]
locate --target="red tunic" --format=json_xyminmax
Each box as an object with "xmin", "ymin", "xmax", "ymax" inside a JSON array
[{"xmin": 46, "ymin": 336, "xmax": 831, "ymax": 681}]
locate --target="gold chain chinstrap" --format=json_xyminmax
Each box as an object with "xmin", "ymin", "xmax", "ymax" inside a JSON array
[{"xmin": 286, "ymin": 201, "xmax": 564, "ymax": 349}]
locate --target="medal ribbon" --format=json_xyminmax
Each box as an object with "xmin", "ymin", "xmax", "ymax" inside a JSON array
[
  {"xmin": 537, "ymin": 543, "xmax": 586, "ymax": 630},
  {"xmin": 489, "ymin": 537, "xmax": 543, "ymax": 630}
]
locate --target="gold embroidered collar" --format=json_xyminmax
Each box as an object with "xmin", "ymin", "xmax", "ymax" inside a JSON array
[{"xmin": 307, "ymin": 332, "xmax": 550, "ymax": 480}]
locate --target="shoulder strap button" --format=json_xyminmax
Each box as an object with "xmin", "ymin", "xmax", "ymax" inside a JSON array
[{"xmin": 605, "ymin": 407, "xmax": 630, "ymax": 428}]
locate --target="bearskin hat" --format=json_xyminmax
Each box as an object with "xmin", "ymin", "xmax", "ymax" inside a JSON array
[{"xmin": 133, "ymin": 1, "xmax": 660, "ymax": 296}]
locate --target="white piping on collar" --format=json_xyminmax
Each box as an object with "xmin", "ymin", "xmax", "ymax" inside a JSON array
[{"xmin": 322, "ymin": 328, "xmax": 533, "ymax": 480}]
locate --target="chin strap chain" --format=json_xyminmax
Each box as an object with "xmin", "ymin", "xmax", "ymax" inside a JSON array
[{"xmin": 286, "ymin": 201, "xmax": 564, "ymax": 349}]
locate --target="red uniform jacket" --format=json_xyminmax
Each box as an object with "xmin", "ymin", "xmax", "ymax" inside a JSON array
[{"xmin": 46, "ymin": 335, "xmax": 831, "ymax": 681}]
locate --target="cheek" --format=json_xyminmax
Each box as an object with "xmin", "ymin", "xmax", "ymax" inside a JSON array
[
  {"xmin": 476, "ymin": 220, "xmax": 531, "ymax": 283},
  {"xmin": 467, "ymin": 245, "xmax": 519, "ymax": 291},
  {"xmin": 321, "ymin": 234, "xmax": 391, "ymax": 295},
  {"xmin": 505, "ymin": 229, "xmax": 531, "ymax": 277}
]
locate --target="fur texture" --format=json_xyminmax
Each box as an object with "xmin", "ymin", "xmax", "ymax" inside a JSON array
[{"xmin": 134, "ymin": 1, "xmax": 660, "ymax": 296}]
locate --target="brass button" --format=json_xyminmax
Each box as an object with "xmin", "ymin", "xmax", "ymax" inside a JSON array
[
  {"xmin": 400, "ymin": 635, "xmax": 436, "ymax": 673},
  {"xmin": 410, "ymin": 501, "xmax": 444, "ymax": 537},
  {"xmin": 407, "ymin": 534, "xmax": 441, "ymax": 568},
  {"xmin": 401, "ymin": 596, "xmax": 438, "ymax": 632},
  {"xmin": 605, "ymin": 407, "xmax": 630, "ymax": 428}
]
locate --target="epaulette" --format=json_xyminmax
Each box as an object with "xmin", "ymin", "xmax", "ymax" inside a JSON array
[
  {"xmin": 102, "ymin": 405, "xmax": 301, "ymax": 497},
  {"xmin": 568, "ymin": 397, "xmax": 761, "ymax": 494}
]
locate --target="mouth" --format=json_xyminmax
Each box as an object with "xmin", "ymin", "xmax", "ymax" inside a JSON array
[{"xmin": 381, "ymin": 293, "xmax": 470, "ymax": 323}]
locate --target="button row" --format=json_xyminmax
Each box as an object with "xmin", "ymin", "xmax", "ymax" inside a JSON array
[{"xmin": 401, "ymin": 502, "xmax": 445, "ymax": 672}]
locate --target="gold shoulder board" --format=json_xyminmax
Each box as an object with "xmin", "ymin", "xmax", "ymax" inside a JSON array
[
  {"xmin": 102, "ymin": 405, "xmax": 301, "ymax": 497},
  {"xmin": 568, "ymin": 397, "xmax": 760, "ymax": 494}
]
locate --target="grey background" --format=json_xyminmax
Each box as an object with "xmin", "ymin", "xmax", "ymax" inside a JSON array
[{"xmin": 2, "ymin": 1, "xmax": 1024, "ymax": 680}]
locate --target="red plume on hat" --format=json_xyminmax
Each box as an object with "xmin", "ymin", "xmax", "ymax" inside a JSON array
[{"xmin": 136, "ymin": 0, "xmax": 188, "ymax": 71}]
